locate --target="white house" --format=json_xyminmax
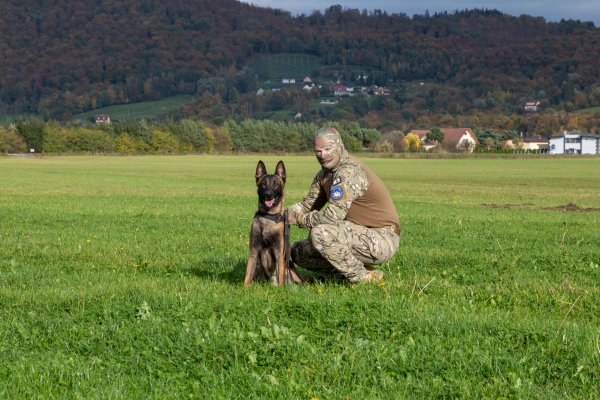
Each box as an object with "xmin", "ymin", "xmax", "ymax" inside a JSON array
[
  {"xmin": 411, "ymin": 128, "xmax": 480, "ymax": 152},
  {"xmin": 524, "ymin": 101, "xmax": 541, "ymax": 112},
  {"xmin": 549, "ymin": 132, "xmax": 600, "ymax": 154},
  {"xmin": 95, "ymin": 114, "xmax": 111, "ymax": 124}
]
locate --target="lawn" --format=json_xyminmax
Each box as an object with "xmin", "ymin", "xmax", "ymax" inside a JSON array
[
  {"xmin": 248, "ymin": 54, "xmax": 322, "ymax": 80},
  {"xmin": 73, "ymin": 95, "xmax": 194, "ymax": 122},
  {"xmin": 0, "ymin": 155, "xmax": 599, "ymax": 399}
]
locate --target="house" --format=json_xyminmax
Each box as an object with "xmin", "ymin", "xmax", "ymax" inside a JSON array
[
  {"xmin": 320, "ymin": 99, "xmax": 339, "ymax": 105},
  {"xmin": 411, "ymin": 128, "xmax": 480, "ymax": 152},
  {"xmin": 282, "ymin": 78, "xmax": 296, "ymax": 84},
  {"xmin": 502, "ymin": 136, "xmax": 549, "ymax": 151},
  {"xmin": 302, "ymin": 84, "xmax": 314, "ymax": 91},
  {"xmin": 303, "ymin": 76, "xmax": 312, "ymax": 83},
  {"xmin": 549, "ymin": 131, "xmax": 600, "ymax": 154},
  {"xmin": 522, "ymin": 136, "xmax": 549, "ymax": 150},
  {"xmin": 333, "ymin": 85, "xmax": 351, "ymax": 97},
  {"xmin": 256, "ymin": 88, "xmax": 265, "ymax": 96},
  {"xmin": 95, "ymin": 114, "xmax": 111, "ymax": 124},
  {"xmin": 372, "ymin": 86, "xmax": 390, "ymax": 96},
  {"xmin": 524, "ymin": 101, "xmax": 541, "ymax": 112}
]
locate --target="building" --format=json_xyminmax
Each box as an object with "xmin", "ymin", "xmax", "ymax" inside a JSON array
[
  {"xmin": 333, "ymin": 85, "xmax": 351, "ymax": 97},
  {"xmin": 524, "ymin": 101, "xmax": 541, "ymax": 112},
  {"xmin": 411, "ymin": 128, "xmax": 480, "ymax": 152},
  {"xmin": 95, "ymin": 114, "xmax": 111, "ymax": 124},
  {"xmin": 549, "ymin": 132, "xmax": 600, "ymax": 154},
  {"xmin": 372, "ymin": 86, "xmax": 390, "ymax": 96},
  {"xmin": 501, "ymin": 136, "xmax": 549, "ymax": 151}
]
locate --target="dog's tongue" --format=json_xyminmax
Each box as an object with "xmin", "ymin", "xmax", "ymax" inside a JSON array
[{"xmin": 265, "ymin": 198, "xmax": 275, "ymax": 208}]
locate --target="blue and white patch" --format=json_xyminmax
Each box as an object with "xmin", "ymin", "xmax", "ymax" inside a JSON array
[{"xmin": 330, "ymin": 186, "xmax": 344, "ymax": 201}]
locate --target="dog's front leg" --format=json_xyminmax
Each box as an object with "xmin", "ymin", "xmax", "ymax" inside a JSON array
[
  {"xmin": 245, "ymin": 224, "xmax": 260, "ymax": 287},
  {"xmin": 244, "ymin": 253, "xmax": 259, "ymax": 287},
  {"xmin": 276, "ymin": 241, "xmax": 286, "ymax": 286}
]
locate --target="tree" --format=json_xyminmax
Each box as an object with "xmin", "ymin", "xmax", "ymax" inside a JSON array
[
  {"xmin": 402, "ymin": 132, "xmax": 422, "ymax": 152},
  {"xmin": 16, "ymin": 117, "xmax": 46, "ymax": 152},
  {"xmin": 427, "ymin": 127, "xmax": 444, "ymax": 143},
  {"xmin": 0, "ymin": 126, "xmax": 27, "ymax": 153},
  {"xmin": 150, "ymin": 129, "xmax": 180, "ymax": 153}
]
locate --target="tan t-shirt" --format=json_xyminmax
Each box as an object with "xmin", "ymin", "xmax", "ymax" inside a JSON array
[{"xmin": 292, "ymin": 155, "xmax": 400, "ymax": 235}]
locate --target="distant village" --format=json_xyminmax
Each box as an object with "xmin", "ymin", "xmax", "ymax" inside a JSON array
[{"xmin": 91, "ymin": 75, "xmax": 599, "ymax": 155}]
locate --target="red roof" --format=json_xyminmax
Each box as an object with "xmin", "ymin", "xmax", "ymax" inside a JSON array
[{"xmin": 411, "ymin": 128, "xmax": 479, "ymax": 145}]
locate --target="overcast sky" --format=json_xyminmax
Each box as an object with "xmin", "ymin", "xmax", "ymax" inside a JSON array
[{"xmin": 240, "ymin": 0, "xmax": 599, "ymax": 26}]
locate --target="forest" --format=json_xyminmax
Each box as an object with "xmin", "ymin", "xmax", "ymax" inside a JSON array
[{"xmin": 1, "ymin": 0, "xmax": 600, "ymax": 133}]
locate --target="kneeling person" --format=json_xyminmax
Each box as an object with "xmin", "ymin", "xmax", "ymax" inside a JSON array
[{"xmin": 287, "ymin": 127, "xmax": 400, "ymax": 283}]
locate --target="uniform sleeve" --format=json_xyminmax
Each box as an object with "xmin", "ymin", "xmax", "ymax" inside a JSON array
[
  {"xmin": 298, "ymin": 163, "xmax": 368, "ymax": 228},
  {"xmin": 288, "ymin": 171, "xmax": 325, "ymax": 215}
]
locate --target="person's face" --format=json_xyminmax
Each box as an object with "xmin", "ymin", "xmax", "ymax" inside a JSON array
[{"xmin": 314, "ymin": 136, "xmax": 342, "ymax": 170}]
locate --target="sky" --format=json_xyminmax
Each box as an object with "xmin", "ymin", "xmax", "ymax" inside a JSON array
[{"xmin": 240, "ymin": 0, "xmax": 600, "ymax": 26}]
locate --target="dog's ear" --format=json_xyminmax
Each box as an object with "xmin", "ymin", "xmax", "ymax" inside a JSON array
[
  {"xmin": 256, "ymin": 160, "xmax": 267, "ymax": 184},
  {"xmin": 275, "ymin": 160, "xmax": 286, "ymax": 183}
]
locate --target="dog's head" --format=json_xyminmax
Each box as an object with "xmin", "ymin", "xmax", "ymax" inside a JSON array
[{"xmin": 255, "ymin": 160, "xmax": 286, "ymax": 212}]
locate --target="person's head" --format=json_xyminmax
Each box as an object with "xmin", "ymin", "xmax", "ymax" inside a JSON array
[{"xmin": 314, "ymin": 127, "xmax": 345, "ymax": 170}]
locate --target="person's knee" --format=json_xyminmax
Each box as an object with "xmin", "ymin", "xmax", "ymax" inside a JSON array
[{"xmin": 309, "ymin": 224, "xmax": 330, "ymax": 251}]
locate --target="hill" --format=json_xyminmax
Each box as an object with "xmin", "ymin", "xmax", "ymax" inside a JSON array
[
  {"xmin": 74, "ymin": 95, "xmax": 193, "ymax": 122},
  {"xmin": 1, "ymin": 1, "xmax": 599, "ymax": 128}
]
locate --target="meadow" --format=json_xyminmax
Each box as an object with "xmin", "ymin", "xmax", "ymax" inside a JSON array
[
  {"xmin": 73, "ymin": 95, "xmax": 194, "ymax": 122},
  {"xmin": 247, "ymin": 54, "xmax": 322, "ymax": 80},
  {"xmin": 0, "ymin": 154, "xmax": 599, "ymax": 399}
]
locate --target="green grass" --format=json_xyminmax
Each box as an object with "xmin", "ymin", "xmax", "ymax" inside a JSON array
[
  {"xmin": 576, "ymin": 105, "xmax": 600, "ymax": 114},
  {"xmin": 248, "ymin": 54, "xmax": 322, "ymax": 80},
  {"xmin": 1, "ymin": 155, "xmax": 599, "ymax": 398},
  {"xmin": 0, "ymin": 113, "xmax": 34, "ymax": 124},
  {"xmin": 73, "ymin": 95, "xmax": 194, "ymax": 122}
]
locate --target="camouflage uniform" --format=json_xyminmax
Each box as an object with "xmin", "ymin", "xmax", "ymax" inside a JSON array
[{"xmin": 289, "ymin": 151, "xmax": 400, "ymax": 282}]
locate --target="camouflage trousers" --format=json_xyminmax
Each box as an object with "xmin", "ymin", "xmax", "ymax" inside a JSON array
[{"xmin": 291, "ymin": 221, "xmax": 400, "ymax": 283}]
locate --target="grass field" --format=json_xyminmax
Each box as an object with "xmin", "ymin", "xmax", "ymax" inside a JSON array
[
  {"xmin": 73, "ymin": 95, "xmax": 194, "ymax": 122},
  {"xmin": 248, "ymin": 54, "xmax": 323, "ymax": 80},
  {"xmin": 1, "ymin": 155, "xmax": 599, "ymax": 399}
]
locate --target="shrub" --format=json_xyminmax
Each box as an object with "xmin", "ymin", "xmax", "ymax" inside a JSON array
[
  {"xmin": 44, "ymin": 122, "xmax": 66, "ymax": 153},
  {"xmin": 402, "ymin": 132, "xmax": 422, "ymax": 152},
  {"xmin": 114, "ymin": 133, "xmax": 147, "ymax": 153},
  {"xmin": 375, "ymin": 139, "xmax": 394, "ymax": 153},
  {"xmin": 0, "ymin": 126, "xmax": 27, "ymax": 153},
  {"xmin": 64, "ymin": 127, "xmax": 114, "ymax": 152},
  {"xmin": 212, "ymin": 127, "xmax": 232, "ymax": 153},
  {"xmin": 150, "ymin": 129, "xmax": 180, "ymax": 153}
]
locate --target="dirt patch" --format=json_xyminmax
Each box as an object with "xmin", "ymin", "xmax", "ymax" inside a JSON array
[
  {"xmin": 541, "ymin": 203, "xmax": 600, "ymax": 212},
  {"xmin": 482, "ymin": 202, "xmax": 600, "ymax": 212}
]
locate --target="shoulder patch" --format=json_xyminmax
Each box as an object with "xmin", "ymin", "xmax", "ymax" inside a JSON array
[
  {"xmin": 332, "ymin": 176, "xmax": 342, "ymax": 186},
  {"xmin": 330, "ymin": 186, "xmax": 344, "ymax": 201}
]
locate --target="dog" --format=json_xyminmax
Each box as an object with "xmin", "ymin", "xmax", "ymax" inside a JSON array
[{"xmin": 244, "ymin": 160, "xmax": 303, "ymax": 287}]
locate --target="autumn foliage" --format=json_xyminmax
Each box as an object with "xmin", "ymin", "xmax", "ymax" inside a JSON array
[{"xmin": 1, "ymin": 1, "xmax": 599, "ymax": 127}]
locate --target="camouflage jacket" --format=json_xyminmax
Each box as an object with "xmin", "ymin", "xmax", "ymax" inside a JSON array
[{"xmin": 289, "ymin": 153, "xmax": 369, "ymax": 229}]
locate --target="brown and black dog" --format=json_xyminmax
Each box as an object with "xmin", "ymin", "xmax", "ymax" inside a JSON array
[{"xmin": 244, "ymin": 160, "xmax": 303, "ymax": 287}]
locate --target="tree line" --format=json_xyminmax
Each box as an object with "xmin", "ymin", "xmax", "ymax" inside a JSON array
[
  {"xmin": 0, "ymin": 118, "xmax": 381, "ymax": 155},
  {"xmin": 6, "ymin": 114, "xmax": 596, "ymax": 156}
]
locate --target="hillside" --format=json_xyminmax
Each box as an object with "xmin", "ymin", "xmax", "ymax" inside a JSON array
[{"xmin": 1, "ymin": 1, "xmax": 599, "ymax": 127}]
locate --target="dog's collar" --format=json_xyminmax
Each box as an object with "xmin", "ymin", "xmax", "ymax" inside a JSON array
[{"xmin": 255, "ymin": 210, "xmax": 286, "ymax": 223}]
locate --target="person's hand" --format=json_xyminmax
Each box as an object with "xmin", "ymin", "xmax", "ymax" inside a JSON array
[{"xmin": 287, "ymin": 209, "xmax": 299, "ymax": 226}]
